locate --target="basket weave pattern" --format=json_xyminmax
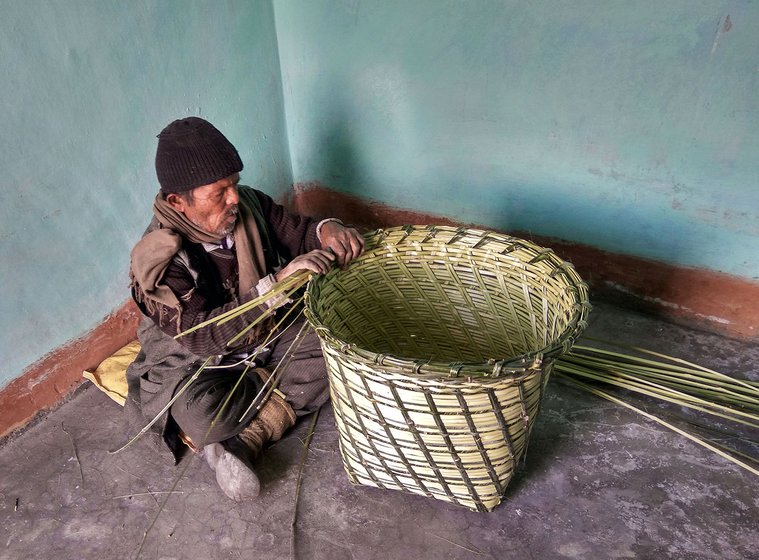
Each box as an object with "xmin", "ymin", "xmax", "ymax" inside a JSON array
[{"xmin": 305, "ymin": 225, "xmax": 590, "ymax": 511}]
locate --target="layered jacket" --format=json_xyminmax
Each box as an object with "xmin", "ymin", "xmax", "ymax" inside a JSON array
[{"xmin": 123, "ymin": 186, "xmax": 320, "ymax": 460}]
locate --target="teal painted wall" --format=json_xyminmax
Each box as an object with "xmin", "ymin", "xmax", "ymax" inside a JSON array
[
  {"xmin": 3, "ymin": 1, "xmax": 758, "ymax": 392},
  {"xmin": 275, "ymin": 0, "xmax": 759, "ymax": 279},
  {"xmin": 0, "ymin": 0, "xmax": 291, "ymax": 389}
]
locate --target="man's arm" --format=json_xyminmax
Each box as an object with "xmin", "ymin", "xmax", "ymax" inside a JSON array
[
  {"xmin": 255, "ymin": 190, "xmax": 365, "ymax": 269},
  {"xmin": 135, "ymin": 257, "xmax": 280, "ymax": 357},
  {"xmin": 255, "ymin": 190, "xmax": 320, "ymax": 260},
  {"xmin": 316, "ymin": 219, "xmax": 365, "ymax": 269}
]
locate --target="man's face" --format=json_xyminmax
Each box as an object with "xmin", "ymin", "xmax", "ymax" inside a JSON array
[{"xmin": 167, "ymin": 173, "xmax": 241, "ymax": 237}]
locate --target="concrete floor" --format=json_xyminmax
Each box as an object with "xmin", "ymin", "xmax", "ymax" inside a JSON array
[{"xmin": 1, "ymin": 302, "xmax": 757, "ymax": 560}]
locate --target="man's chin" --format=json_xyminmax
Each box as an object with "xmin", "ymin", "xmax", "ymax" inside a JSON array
[{"xmin": 218, "ymin": 219, "xmax": 237, "ymax": 237}]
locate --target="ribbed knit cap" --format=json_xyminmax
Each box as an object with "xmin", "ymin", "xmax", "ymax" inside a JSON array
[{"xmin": 155, "ymin": 117, "xmax": 243, "ymax": 193}]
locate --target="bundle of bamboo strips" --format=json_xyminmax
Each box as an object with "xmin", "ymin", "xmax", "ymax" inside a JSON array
[
  {"xmin": 554, "ymin": 339, "xmax": 759, "ymax": 476},
  {"xmin": 114, "ymin": 270, "xmax": 314, "ymax": 455},
  {"xmin": 176, "ymin": 270, "xmax": 312, "ymax": 343}
]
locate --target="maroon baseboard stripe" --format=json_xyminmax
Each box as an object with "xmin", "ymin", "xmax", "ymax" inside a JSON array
[
  {"xmin": 287, "ymin": 182, "xmax": 758, "ymax": 341},
  {"xmin": 0, "ymin": 300, "xmax": 141, "ymax": 439}
]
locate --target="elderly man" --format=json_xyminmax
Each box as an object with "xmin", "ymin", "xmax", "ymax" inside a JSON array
[{"xmin": 125, "ymin": 117, "xmax": 364, "ymax": 501}]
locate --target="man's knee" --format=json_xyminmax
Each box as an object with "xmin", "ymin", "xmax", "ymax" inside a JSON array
[{"xmin": 170, "ymin": 375, "xmax": 259, "ymax": 446}]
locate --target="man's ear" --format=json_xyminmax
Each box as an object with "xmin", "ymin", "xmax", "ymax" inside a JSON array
[{"xmin": 165, "ymin": 193, "xmax": 186, "ymax": 212}]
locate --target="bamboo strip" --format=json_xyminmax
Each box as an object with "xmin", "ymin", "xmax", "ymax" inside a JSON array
[{"xmin": 557, "ymin": 374, "xmax": 759, "ymax": 477}]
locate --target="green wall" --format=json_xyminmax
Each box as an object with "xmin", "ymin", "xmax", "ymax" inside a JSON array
[
  {"xmin": 0, "ymin": 0, "xmax": 291, "ymax": 389},
  {"xmin": 275, "ymin": 0, "xmax": 759, "ymax": 278},
  {"xmin": 3, "ymin": 0, "xmax": 759, "ymax": 392}
]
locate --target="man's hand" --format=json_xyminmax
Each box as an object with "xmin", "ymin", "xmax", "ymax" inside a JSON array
[
  {"xmin": 275, "ymin": 249, "xmax": 336, "ymax": 282},
  {"xmin": 319, "ymin": 221, "xmax": 365, "ymax": 269}
]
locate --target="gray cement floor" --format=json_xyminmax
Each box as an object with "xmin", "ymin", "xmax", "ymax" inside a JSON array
[{"xmin": 1, "ymin": 302, "xmax": 757, "ymax": 560}]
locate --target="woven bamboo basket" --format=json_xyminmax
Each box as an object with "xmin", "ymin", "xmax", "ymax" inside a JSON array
[{"xmin": 304, "ymin": 225, "xmax": 590, "ymax": 511}]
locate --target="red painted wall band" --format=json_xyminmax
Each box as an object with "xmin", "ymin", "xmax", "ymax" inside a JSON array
[{"xmin": 0, "ymin": 300, "xmax": 140, "ymax": 439}]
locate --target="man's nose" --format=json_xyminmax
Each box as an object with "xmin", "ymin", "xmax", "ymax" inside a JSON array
[{"xmin": 226, "ymin": 185, "xmax": 240, "ymax": 205}]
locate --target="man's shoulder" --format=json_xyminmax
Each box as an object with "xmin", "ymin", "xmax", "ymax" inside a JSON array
[{"xmin": 135, "ymin": 218, "xmax": 193, "ymax": 256}]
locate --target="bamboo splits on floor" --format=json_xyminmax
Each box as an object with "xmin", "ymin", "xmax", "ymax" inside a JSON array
[{"xmin": 555, "ymin": 341, "xmax": 759, "ymax": 476}]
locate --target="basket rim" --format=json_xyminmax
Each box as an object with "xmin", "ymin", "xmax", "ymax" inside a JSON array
[{"xmin": 305, "ymin": 224, "xmax": 591, "ymax": 379}]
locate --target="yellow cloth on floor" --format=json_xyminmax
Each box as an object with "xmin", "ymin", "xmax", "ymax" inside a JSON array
[{"xmin": 82, "ymin": 340, "xmax": 140, "ymax": 406}]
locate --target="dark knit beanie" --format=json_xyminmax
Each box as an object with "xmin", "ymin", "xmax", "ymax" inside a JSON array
[{"xmin": 155, "ymin": 117, "xmax": 243, "ymax": 193}]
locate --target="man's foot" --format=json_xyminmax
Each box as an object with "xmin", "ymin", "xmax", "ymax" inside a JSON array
[
  {"xmin": 201, "ymin": 392, "xmax": 295, "ymax": 502},
  {"xmin": 202, "ymin": 442, "xmax": 261, "ymax": 501}
]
